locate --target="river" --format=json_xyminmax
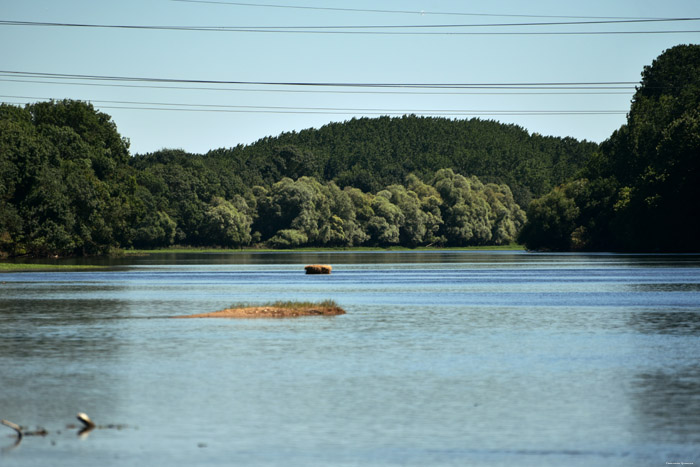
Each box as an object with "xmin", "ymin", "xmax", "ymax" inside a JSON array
[{"xmin": 1, "ymin": 250, "xmax": 699, "ymax": 466}]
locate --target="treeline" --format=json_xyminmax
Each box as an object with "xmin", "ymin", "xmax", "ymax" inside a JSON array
[
  {"xmin": 5, "ymin": 44, "xmax": 696, "ymax": 256},
  {"xmin": 0, "ymin": 100, "xmax": 527, "ymax": 256},
  {"xmin": 519, "ymin": 44, "xmax": 700, "ymax": 252},
  {"xmin": 203, "ymin": 115, "xmax": 598, "ymax": 208}
]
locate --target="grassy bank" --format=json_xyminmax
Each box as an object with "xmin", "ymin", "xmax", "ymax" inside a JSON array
[
  {"xmin": 126, "ymin": 243, "xmax": 525, "ymax": 255},
  {"xmin": 0, "ymin": 263, "xmax": 105, "ymax": 272}
]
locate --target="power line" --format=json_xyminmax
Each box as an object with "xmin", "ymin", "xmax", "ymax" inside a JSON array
[
  {"xmin": 0, "ymin": 77, "xmax": 633, "ymax": 96},
  {"xmin": 2, "ymin": 17, "xmax": 699, "ymax": 28},
  {"xmin": 0, "ymin": 70, "xmax": 640, "ymax": 90},
  {"xmin": 0, "ymin": 100, "xmax": 626, "ymax": 117},
  {"xmin": 210, "ymin": 29, "xmax": 699, "ymax": 36},
  {"xmin": 0, "ymin": 94, "xmax": 628, "ymax": 115},
  {"xmin": 96, "ymin": 107, "xmax": 626, "ymax": 116},
  {"xmin": 0, "ymin": 18, "xmax": 698, "ymax": 35},
  {"xmin": 169, "ymin": 1, "xmax": 662, "ymax": 21}
]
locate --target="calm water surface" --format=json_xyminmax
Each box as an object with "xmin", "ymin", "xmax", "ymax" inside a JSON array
[{"xmin": 1, "ymin": 251, "xmax": 699, "ymax": 466}]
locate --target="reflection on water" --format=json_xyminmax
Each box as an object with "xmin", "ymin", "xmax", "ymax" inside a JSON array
[
  {"xmin": 629, "ymin": 310, "xmax": 700, "ymax": 334},
  {"xmin": 1, "ymin": 251, "xmax": 699, "ymax": 466},
  {"xmin": 631, "ymin": 367, "xmax": 700, "ymax": 466},
  {"xmin": 0, "ymin": 289, "xmax": 131, "ymax": 430}
]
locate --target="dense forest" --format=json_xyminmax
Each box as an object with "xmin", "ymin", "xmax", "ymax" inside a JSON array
[
  {"xmin": 2, "ymin": 45, "xmax": 697, "ymax": 257},
  {"xmin": 519, "ymin": 44, "xmax": 700, "ymax": 252},
  {"xmin": 201, "ymin": 116, "xmax": 598, "ymax": 207},
  {"xmin": 0, "ymin": 99, "xmax": 596, "ymax": 257}
]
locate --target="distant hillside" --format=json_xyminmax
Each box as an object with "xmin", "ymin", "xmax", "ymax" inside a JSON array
[{"xmin": 202, "ymin": 115, "xmax": 599, "ymax": 207}]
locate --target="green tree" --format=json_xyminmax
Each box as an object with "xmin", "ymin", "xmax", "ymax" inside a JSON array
[
  {"xmin": 255, "ymin": 176, "xmax": 346, "ymax": 248},
  {"xmin": 431, "ymin": 169, "xmax": 493, "ymax": 245},
  {"xmin": 320, "ymin": 182, "xmax": 367, "ymax": 246},
  {"xmin": 405, "ymin": 173, "xmax": 445, "ymax": 245},
  {"xmin": 200, "ymin": 196, "xmax": 253, "ymax": 247},
  {"xmin": 384, "ymin": 185, "xmax": 427, "ymax": 247},
  {"xmin": 483, "ymin": 183, "xmax": 526, "ymax": 245},
  {"xmin": 132, "ymin": 210, "xmax": 177, "ymax": 249},
  {"xmin": 517, "ymin": 185, "xmax": 580, "ymax": 251},
  {"xmin": 366, "ymin": 191, "xmax": 404, "ymax": 246},
  {"xmin": 30, "ymin": 99, "xmax": 130, "ymax": 165},
  {"xmin": 521, "ymin": 45, "xmax": 700, "ymax": 251}
]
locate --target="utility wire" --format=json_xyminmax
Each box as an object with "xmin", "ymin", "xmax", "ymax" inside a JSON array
[
  {"xmin": 0, "ymin": 94, "xmax": 628, "ymax": 115},
  {"xmin": 168, "ymin": 0, "xmax": 662, "ymax": 21},
  {"xmin": 201, "ymin": 29, "xmax": 698, "ymax": 36},
  {"xmin": 2, "ymin": 17, "xmax": 699, "ymax": 28},
  {"xmin": 86, "ymin": 106, "xmax": 629, "ymax": 116},
  {"xmin": 0, "ymin": 77, "xmax": 633, "ymax": 95},
  {"xmin": 0, "ymin": 100, "xmax": 627, "ymax": 116},
  {"xmin": 0, "ymin": 18, "xmax": 699, "ymax": 34},
  {"xmin": 0, "ymin": 71, "xmax": 640, "ymax": 89}
]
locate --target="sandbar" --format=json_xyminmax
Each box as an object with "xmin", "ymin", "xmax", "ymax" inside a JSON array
[{"xmin": 174, "ymin": 305, "xmax": 345, "ymax": 319}]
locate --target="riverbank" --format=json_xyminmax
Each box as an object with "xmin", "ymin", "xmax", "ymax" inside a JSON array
[
  {"xmin": 1, "ymin": 244, "xmax": 525, "ymax": 269},
  {"xmin": 0, "ymin": 263, "xmax": 105, "ymax": 272},
  {"xmin": 126, "ymin": 243, "xmax": 525, "ymax": 255},
  {"xmin": 0, "ymin": 243, "xmax": 525, "ymax": 264}
]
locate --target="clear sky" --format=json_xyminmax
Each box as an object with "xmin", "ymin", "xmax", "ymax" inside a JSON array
[{"xmin": 1, "ymin": 0, "xmax": 699, "ymax": 154}]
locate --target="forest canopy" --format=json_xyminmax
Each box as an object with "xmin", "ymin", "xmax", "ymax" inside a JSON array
[
  {"xmin": 1, "ymin": 101, "xmax": 596, "ymax": 257},
  {"xmin": 3, "ymin": 45, "xmax": 698, "ymax": 256}
]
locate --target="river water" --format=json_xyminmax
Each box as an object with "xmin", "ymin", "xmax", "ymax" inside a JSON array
[{"xmin": 1, "ymin": 250, "xmax": 699, "ymax": 466}]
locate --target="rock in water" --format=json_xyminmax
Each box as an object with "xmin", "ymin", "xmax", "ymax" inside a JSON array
[{"xmin": 304, "ymin": 264, "xmax": 332, "ymax": 274}]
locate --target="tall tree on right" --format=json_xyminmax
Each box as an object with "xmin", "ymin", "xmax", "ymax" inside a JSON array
[{"xmin": 520, "ymin": 44, "xmax": 700, "ymax": 251}]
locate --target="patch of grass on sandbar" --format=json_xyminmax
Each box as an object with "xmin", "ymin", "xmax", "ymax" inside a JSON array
[
  {"xmin": 269, "ymin": 299, "xmax": 340, "ymax": 309},
  {"xmin": 0, "ymin": 263, "xmax": 104, "ymax": 272},
  {"xmin": 228, "ymin": 299, "xmax": 340, "ymax": 310}
]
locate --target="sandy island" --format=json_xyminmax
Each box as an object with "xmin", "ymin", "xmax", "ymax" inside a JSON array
[{"xmin": 174, "ymin": 305, "xmax": 346, "ymax": 319}]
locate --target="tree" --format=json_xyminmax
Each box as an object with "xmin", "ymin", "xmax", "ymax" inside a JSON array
[
  {"xmin": 320, "ymin": 182, "xmax": 367, "ymax": 246},
  {"xmin": 383, "ymin": 185, "xmax": 427, "ymax": 247},
  {"xmin": 200, "ymin": 196, "xmax": 252, "ymax": 248},
  {"xmin": 517, "ymin": 186, "xmax": 580, "ymax": 251},
  {"xmin": 133, "ymin": 211, "xmax": 177, "ymax": 249},
  {"xmin": 432, "ymin": 169, "xmax": 493, "ymax": 245},
  {"xmin": 520, "ymin": 45, "xmax": 700, "ymax": 251},
  {"xmin": 255, "ymin": 176, "xmax": 350, "ymax": 248},
  {"xmin": 405, "ymin": 173, "xmax": 445, "ymax": 245},
  {"xmin": 30, "ymin": 99, "xmax": 130, "ymax": 165},
  {"xmin": 366, "ymin": 191, "xmax": 404, "ymax": 246},
  {"xmin": 483, "ymin": 183, "xmax": 526, "ymax": 245}
]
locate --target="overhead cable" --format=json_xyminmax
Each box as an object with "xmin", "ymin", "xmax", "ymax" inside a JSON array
[
  {"xmin": 0, "ymin": 78, "xmax": 633, "ymax": 95},
  {"xmin": 0, "ymin": 18, "xmax": 699, "ymax": 35},
  {"xmin": 0, "ymin": 100, "xmax": 627, "ymax": 116},
  {"xmin": 0, "ymin": 70, "xmax": 640, "ymax": 89},
  {"xmin": 168, "ymin": 1, "xmax": 664, "ymax": 21},
  {"xmin": 0, "ymin": 94, "xmax": 628, "ymax": 115}
]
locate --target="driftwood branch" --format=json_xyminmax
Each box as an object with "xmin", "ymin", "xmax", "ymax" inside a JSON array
[
  {"xmin": 76, "ymin": 412, "xmax": 95, "ymax": 429},
  {"xmin": 1, "ymin": 419, "xmax": 22, "ymax": 439},
  {"xmin": 1, "ymin": 413, "xmax": 126, "ymax": 445},
  {"xmin": 76, "ymin": 412, "xmax": 96, "ymax": 438}
]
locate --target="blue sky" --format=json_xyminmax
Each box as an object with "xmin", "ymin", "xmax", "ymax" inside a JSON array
[{"xmin": 1, "ymin": 0, "xmax": 699, "ymax": 154}]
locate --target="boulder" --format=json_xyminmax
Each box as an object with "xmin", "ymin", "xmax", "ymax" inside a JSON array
[{"xmin": 304, "ymin": 264, "xmax": 332, "ymax": 274}]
